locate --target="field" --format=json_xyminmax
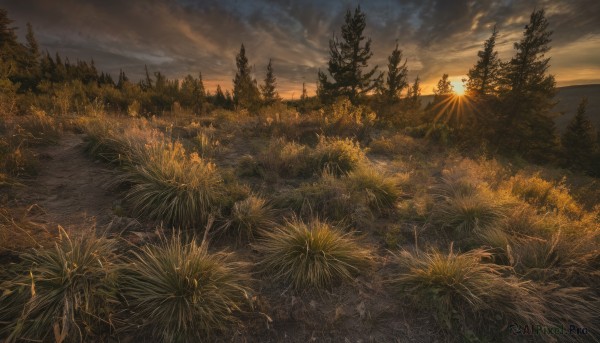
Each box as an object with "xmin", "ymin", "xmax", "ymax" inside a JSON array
[{"xmin": 1, "ymin": 105, "xmax": 599, "ymax": 342}]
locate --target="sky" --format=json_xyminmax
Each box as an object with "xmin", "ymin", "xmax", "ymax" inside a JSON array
[{"xmin": 1, "ymin": 0, "xmax": 599, "ymax": 98}]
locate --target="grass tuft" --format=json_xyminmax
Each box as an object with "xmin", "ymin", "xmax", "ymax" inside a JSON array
[
  {"xmin": 219, "ymin": 195, "xmax": 277, "ymax": 244},
  {"xmin": 344, "ymin": 167, "xmax": 403, "ymax": 212},
  {"xmin": 118, "ymin": 235, "xmax": 250, "ymax": 342},
  {"xmin": 255, "ymin": 218, "xmax": 372, "ymax": 290}
]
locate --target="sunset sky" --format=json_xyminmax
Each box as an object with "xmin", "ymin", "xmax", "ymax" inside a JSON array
[{"xmin": 2, "ymin": 0, "xmax": 599, "ymax": 98}]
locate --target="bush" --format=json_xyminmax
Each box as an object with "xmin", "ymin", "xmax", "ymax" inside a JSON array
[
  {"xmin": 344, "ymin": 167, "xmax": 402, "ymax": 212},
  {"xmin": 310, "ymin": 136, "xmax": 366, "ymax": 176},
  {"xmin": 1, "ymin": 230, "xmax": 118, "ymax": 342},
  {"xmin": 119, "ymin": 236, "xmax": 250, "ymax": 341},
  {"xmin": 219, "ymin": 195, "xmax": 277, "ymax": 244},
  {"xmin": 120, "ymin": 141, "xmax": 224, "ymax": 228},
  {"xmin": 509, "ymin": 174, "xmax": 583, "ymax": 218},
  {"xmin": 255, "ymin": 218, "xmax": 372, "ymax": 290}
]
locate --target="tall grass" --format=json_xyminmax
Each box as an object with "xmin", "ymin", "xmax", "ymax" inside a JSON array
[
  {"xmin": 119, "ymin": 141, "xmax": 224, "ymax": 228},
  {"xmin": 118, "ymin": 235, "xmax": 250, "ymax": 342},
  {"xmin": 2, "ymin": 229, "xmax": 118, "ymax": 342},
  {"xmin": 509, "ymin": 174, "xmax": 583, "ymax": 218},
  {"xmin": 255, "ymin": 218, "xmax": 372, "ymax": 290},
  {"xmin": 431, "ymin": 193, "xmax": 506, "ymax": 234}
]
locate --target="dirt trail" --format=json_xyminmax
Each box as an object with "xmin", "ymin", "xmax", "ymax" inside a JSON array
[{"xmin": 19, "ymin": 133, "xmax": 119, "ymax": 233}]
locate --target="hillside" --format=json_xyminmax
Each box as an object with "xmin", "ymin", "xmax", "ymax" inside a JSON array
[{"xmin": 555, "ymin": 84, "xmax": 600, "ymax": 132}]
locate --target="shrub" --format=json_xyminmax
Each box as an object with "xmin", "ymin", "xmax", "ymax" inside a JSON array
[
  {"xmin": 344, "ymin": 167, "xmax": 402, "ymax": 212},
  {"xmin": 310, "ymin": 136, "xmax": 365, "ymax": 176},
  {"xmin": 18, "ymin": 109, "xmax": 62, "ymax": 146},
  {"xmin": 118, "ymin": 236, "xmax": 250, "ymax": 342},
  {"xmin": 509, "ymin": 174, "xmax": 582, "ymax": 218},
  {"xmin": 255, "ymin": 218, "xmax": 372, "ymax": 290},
  {"xmin": 219, "ymin": 195, "xmax": 277, "ymax": 244},
  {"xmin": 1, "ymin": 229, "xmax": 118, "ymax": 342},
  {"xmin": 120, "ymin": 141, "xmax": 224, "ymax": 228}
]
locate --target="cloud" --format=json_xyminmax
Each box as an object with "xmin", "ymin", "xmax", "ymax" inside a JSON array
[{"xmin": 3, "ymin": 0, "xmax": 599, "ymax": 97}]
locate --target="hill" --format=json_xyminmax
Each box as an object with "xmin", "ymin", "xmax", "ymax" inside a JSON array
[{"xmin": 555, "ymin": 84, "xmax": 600, "ymax": 132}]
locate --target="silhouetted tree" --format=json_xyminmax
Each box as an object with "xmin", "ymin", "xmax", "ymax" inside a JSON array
[
  {"xmin": 233, "ymin": 44, "xmax": 260, "ymax": 110},
  {"xmin": 466, "ymin": 26, "xmax": 501, "ymax": 97},
  {"xmin": 180, "ymin": 73, "xmax": 206, "ymax": 114},
  {"xmin": 260, "ymin": 59, "xmax": 280, "ymax": 105},
  {"xmin": 497, "ymin": 9, "xmax": 558, "ymax": 161},
  {"xmin": 405, "ymin": 75, "xmax": 421, "ymax": 109},
  {"xmin": 562, "ymin": 98, "xmax": 597, "ymax": 171},
  {"xmin": 317, "ymin": 6, "xmax": 381, "ymax": 104},
  {"xmin": 433, "ymin": 74, "xmax": 453, "ymax": 98},
  {"xmin": 384, "ymin": 43, "xmax": 408, "ymax": 101}
]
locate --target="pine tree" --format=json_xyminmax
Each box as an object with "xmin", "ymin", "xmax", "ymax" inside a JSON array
[
  {"xmin": 562, "ymin": 98, "xmax": 596, "ymax": 171},
  {"xmin": 466, "ymin": 26, "xmax": 501, "ymax": 97},
  {"xmin": 117, "ymin": 69, "xmax": 129, "ymax": 89},
  {"xmin": 260, "ymin": 59, "xmax": 280, "ymax": 105},
  {"xmin": 406, "ymin": 76, "xmax": 421, "ymax": 109},
  {"xmin": 300, "ymin": 82, "xmax": 308, "ymax": 102},
  {"xmin": 143, "ymin": 64, "xmax": 153, "ymax": 90},
  {"xmin": 384, "ymin": 43, "xmax": 408, "ymax": 101},
  {"xmin": 233, "ymin": 44, "xmax": 260, "ymax": 110},
  {"xmin": 180, "ymin": 73, "xmax": 206, "ymax": 114},
  {"xmin": 214, "ymin": 84, "xmax": 226, "ymax": 108},
  {"xmin": 317, "ymin": 6, "xmax": 381, "ymax": 104},
  {"xmin": 433, "ymin": 74, "xmax": 453, "ymax": 98},
  {"xmin": 498, "ymin": 9, "xmax": 558, "ymax": 161}
]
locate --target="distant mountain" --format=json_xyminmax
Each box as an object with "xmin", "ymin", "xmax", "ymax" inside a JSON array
[{"xmin": 554, "ymin": 84, "xmax": 600, "ymax": 132}]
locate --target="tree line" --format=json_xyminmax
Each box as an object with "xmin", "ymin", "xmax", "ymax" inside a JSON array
[{"xmin": 0, "ymin": 6, "xmax": 598, "ymax": 176}]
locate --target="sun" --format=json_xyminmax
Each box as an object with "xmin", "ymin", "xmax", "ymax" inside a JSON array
[{"xmin": 451, "ymin": 80, "xmax": 465, "ymax": 96}]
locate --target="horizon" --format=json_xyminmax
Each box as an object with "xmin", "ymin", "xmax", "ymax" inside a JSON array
[{"xmin": 2, "ymin": 0, "xmax": 600, "ymax": 98}]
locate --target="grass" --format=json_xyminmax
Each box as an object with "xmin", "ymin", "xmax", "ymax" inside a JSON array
[
  {"xmin": 344, "ymin": 167, "xmax": 403, "ymax": 212},
  {"xmin": 258, "ymin": 138, "xmax": 310, "ymax": 177},
  {"xmin": 509, "ymin": 173, "xmax": 583, "ymax": 218},
  {"xmin": 431, "ymin": 192, "xmax": 506, "ymax": 235},
  {"xmin": 388, "ymin": 248, "xmax": 546, "ymax": 337},
  {"xmin": 254, "ymin": 218, "xmax": 372, "ymax": 290},
  {"xmin": 1, "ymin": 229, "xmax": 118, "ymax": 342},
  {"xmin": 119, "ymin": 141, "xmax": 224, "ymax": 228},
  {"xmin": 118, "ymin": 235, "xmax": 251, "ymax": 342},
  {"xmin": 310, "ymin": 136, "xmax": 366, "ymax": 176},
  {"xmin": 18, "ymin": 109, "xmax": 62, "ymax": 146},
  {"xmin": 218, "ymin": 195, "xmax": 277, "ymax": 244}
]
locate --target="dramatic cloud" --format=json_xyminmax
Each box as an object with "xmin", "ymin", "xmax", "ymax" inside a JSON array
[{"xmin": 2, "ymin": 0, "xmax": 599, "ymax": 97}]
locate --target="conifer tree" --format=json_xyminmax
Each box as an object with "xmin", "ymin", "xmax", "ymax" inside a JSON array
[
  {"xmin": 384, "ymin": 43, "xmax": 408, "ymax": 101},
  {"xmin": 466, "ymin": 26, "xmax": 501, "ymax": 97},
  {"xmin": 214, "ymin": 84, "xmax": 226, "ymax": 108},
  {"xmin": 233, "ymin": 44, "xmax": 260, "ymax": 110},
  {"xmin": 498, "ymin": 9, "xmax": 558, "ymax": 161},
  {"xmin": 180, "ymin": 73, "xmax": 206, "ymax": 114},
  {"xmin": 300, "ymin": 82, "xmax": 308, "ymax": 102},
  {"xmin": 317, "ymin": 6, "xmax": 381, "ymax": 103},
  {"xmin": 562, "ymin": 98, "xmax": 596, "ymax": 171},
  {"xmin": 406, "ymin": 75, "xmax": 421, "ymax": 109},
  {"xmin": 433, "ymin": 74, "xmax": 453, "ymax": 98},
  {"xmin": 260, "ymin": 59, "xmax": 280, "ymax": 105}
]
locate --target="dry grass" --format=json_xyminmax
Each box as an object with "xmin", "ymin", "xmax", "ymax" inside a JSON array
[
  {"xmin": 218, "ymin": 195, "xmax": 277, "ymax": 244},
  {"xmin": 1, "ymin": 229, "xmax": 118, "ymax": 342},
  {"xmin": 255, "ymin": 218, "xmax": 372, "ymax": 290},
  {"xmin": 119, "ymin": 141, "xmax": 224, "ymax": 228},
  {"xmin": 344, "ymin": 167, "xmax": 403, "ymax": 212},
  {"xmin": 118, "ymin": 234, "xmax": 251, "ymax": 341}
]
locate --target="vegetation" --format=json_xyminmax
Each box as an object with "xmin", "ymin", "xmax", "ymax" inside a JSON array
[
  {"xmin": 0, "ymin": 4, "xmax": 599, "ymax": 343},
  {"xmin": 119, "ymin": 235, "xmax": 251, "ymax": 341},
  {"xmin": 255, "ymin": 218, "xmax": 372, "ymax": 290}
]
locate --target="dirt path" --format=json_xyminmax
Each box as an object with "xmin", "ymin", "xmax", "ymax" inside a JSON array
[{"xmin": 18, "ymin": 133, "xmax": 119, "ymax": 233}]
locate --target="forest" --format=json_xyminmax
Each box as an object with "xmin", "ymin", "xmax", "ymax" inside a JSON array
[{"xmin": 1, "ymin": 5, "xmax": 599, "ymax": 343}]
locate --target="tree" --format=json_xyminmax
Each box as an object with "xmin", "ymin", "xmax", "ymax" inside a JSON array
[
  {"xmin": 562, "ymin": 98, "xmax": 597, "ymax": 171},
  {"xmin": 260, "ymin": 59, "xmax": 280, "ymax": 105},
  {"xmin": 300, "ymin": 82, "xmax": 308, "ymax": 102},
  {"xmin": 233, "ymin": 44, "xmax": 260, "ymax": 110},
  {"xmin": 497, "ymin": 9, "xmax": 558, "ymax": 161},
  {"xmin": 317, "ymin": 6, "xmax": 381, "ymax": 103},
  {"xmin": 214, "ymin": 84, "xmax": 226, "ymax": 108},
  {"xmin": 433, "ymin": 74, "xmax": 453, "ymax": 98},
  {"xmin": 384, "ymin": 43, "xmax": 408, "ymax": 101},
  {"xmin": 180, "ymin": 73, "xmax": 206, "ymax": 114},
  {"xmin": 466, "ymin": 26, "xmax": 501, "ymax": 97},
  {"xmin": 405, "ymin": 75, "xmax": 421, "ymax": 109}
]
